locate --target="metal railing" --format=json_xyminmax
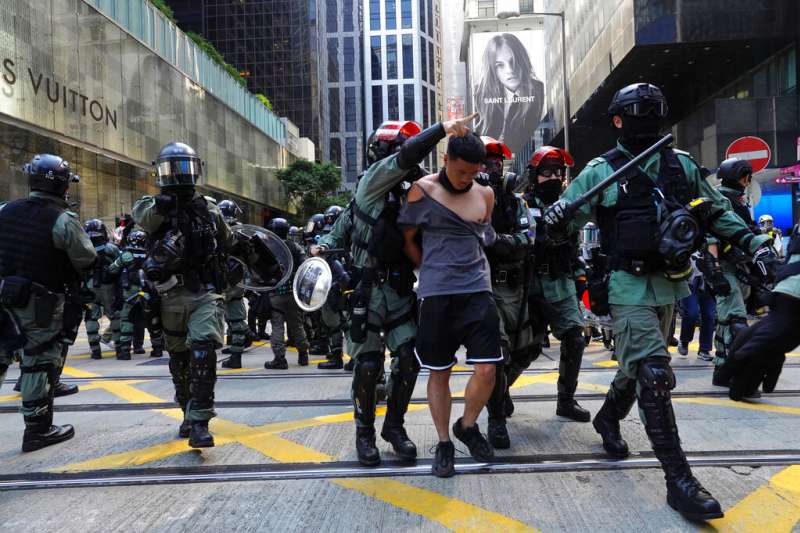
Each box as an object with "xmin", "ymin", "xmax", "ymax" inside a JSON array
[{"xmin": 84, "ymin": 0, "xmax": 288, "ymax": 145}]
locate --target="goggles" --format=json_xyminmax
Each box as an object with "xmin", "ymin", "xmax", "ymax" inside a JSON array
[
  {"xmin": 622, "ymin": 100, "xmax": 668, "ymax": 118},
  {"xmin": 538, "ymin": 167, "xmax": 566, "ymax": 178}
]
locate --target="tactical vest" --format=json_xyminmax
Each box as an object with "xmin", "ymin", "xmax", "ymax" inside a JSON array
[
  {"xmin": 122, "ymin": 251, "xmax": 148, "ymax": 286},
  {"xmin": 719, "ymin": 187, "xmax": 755, "ymax": 228},
  {"xmin": 151, "ymin": 195, "xmax": 224, "ymax": 290},
  {"xmin": 596, "ymin": 148, "xmax": 690, "ymax": 273},
  {"xmin": 353, "ymin": 190, "xmax": 406, "ymax": 267},
  {"xmin": 94, "ymin": 244, "xmax": 119, "ymax": 285},
  {"xmin": 0, "ymin": 198, "xmax": 73, "ymax": 292},
  {"xmin": 526, "ymin": 195, "xmax": 577, "ymax": 277}
]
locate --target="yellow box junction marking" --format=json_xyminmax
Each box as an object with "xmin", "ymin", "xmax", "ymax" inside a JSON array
[{"xmin": 48, "ymin": 367, "xmax": 534, "ymax": 531}]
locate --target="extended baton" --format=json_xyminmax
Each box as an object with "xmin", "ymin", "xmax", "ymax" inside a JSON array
[{"xmin": 561, "ymin": 133, "xmax": 674, "ymax": 219}]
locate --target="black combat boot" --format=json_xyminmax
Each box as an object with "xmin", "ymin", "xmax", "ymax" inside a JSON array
[
  {"xmin": 116, "ymin": 345, "xmax": 131, "ymax": 361},
  {"xmin": 133, "ymin": 345, "xmax": 146, "ymax": 355},
  {"xmin": 150, "ymin": 344, "xmax": 163, "ymax": 358},
  {"xmin": 592, "ymin": 385, "xmax": 635, "ymax": 458},
  {"xmin": 22, "ymin": 415, "xmax": 75, "ymax": 452},
  {"xmin": 297, "ymin": 350, "xmax": 309, "ymax": 367},
  {"xmin": 90, "ymin": 344, "xmax": 102, "ymax": 360},
  {"xmin": 188, "ymin": 421, "xmax": 215, "ymax": 448},
  {"xmin": 53, "ymin": 381, "xmax": 79, "ymax": 398},
  {"xmin": 356, "ymin": 426, "xmax": 380, "ymax": 466},
  {"xmin": 486, "ymin": 362, "xmax": 510, "ymax": 449},
  {"xmin": 264, "ymin": 357, "xmax": 288, "ymax": 370},
  {"xmin": 487, "ymin": 418, "xmax": 510, "ymax": 449},
  {"xmin": 221, "ymin": 353, "xmax": 242, "ymax": 369},
  {"xmin": 344, "ymin": 358, "xmax": 355, "ymax": 372},
  {"xmin": 639, "ymin": 379, "xmax": 723, "ymax": 520},
  {"xmin": 318, "ymin": 349, "xmax": 343, "ymax": 369},
  {"xmin": 380, "ymin": 425, "xmax": 416, "ymax": 460},
  {"xmin": 556, "ymin": 394, "xmax": 591, "ymax": 422},
  {"xmin": 309, "ymin": 340, "xmax": 328, "ymax": 356},
  {"xmin": 178, "ymin": 406, "xmax": 192, "ymax": 438}
]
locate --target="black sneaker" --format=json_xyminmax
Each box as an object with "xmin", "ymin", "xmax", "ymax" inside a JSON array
[
  {"xmin": 677, "ymin": 343, "xmax": 688, "ymax": 357},
  {"xmin": 431, "ymin": 441, "xmax": 455, "ymax": 478},
  {"xmin": 697, "ymin": 351, "xmax": 713, "ymax": 362},
  {"xmin": 452, "ymin": 417, "xmax": 494, "ymax": 462}
]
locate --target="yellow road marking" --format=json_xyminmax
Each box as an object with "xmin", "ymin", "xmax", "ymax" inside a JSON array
[
  {"xmin": 217, "ymin": 367, "xmax": 263, "ymax": 376},
  {"xmin": 704, "ymin": 465, "xmax": 800, "ymax": 532},
  {"xmin": 592, "ymin": 360, "xmax": 618, "ymax": 368},
  {"xmin": 68, "ymin": 350, "xmax": 115, "ymax": 360},
  {"xmin": 0, "ymin": 393, "xmax": 20, "ymax": 402},
  {"xmin": 675, "ymin": 397, "xmax": 800, "ymax": 416},
  {"xmin": 61, "ymin": 366, "xmax": 100, "ymax": 378},
  {"xmin": 337, "ymin": 478, "xmax": 537, "ymax": 532}
]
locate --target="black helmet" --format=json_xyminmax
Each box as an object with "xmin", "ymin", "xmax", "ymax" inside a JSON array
[
  {"xmin": 717, "ymin": 157, "xmax": 753, "ymax": 187},
  {"xmin": 608, "ymin": 83, "xmax": 668, "ymax": 118},
  {"xmin": 84, "ymin": 219, "xmax": 108, "ymax": 247},
  {"xmin": 324, "ymin": 205, "xmax": 343, "ymax": 226},
  {"xmin": 366, "ymin": 121, "xmax": 422, "ymax": 166},
  {"xmin": 268, "ymin": 217, "xmax": 290, "ymax": 239},
  {"xmin": 126, "ymin": 230, "xmax": 149, "ymax": 252},
  {"xmin": 23, "ymin": 154, "xmax": 79, "ymax": 197},
  {"xmin": 153, "ymin": 142, "xmax": 203, "ymax": 188},
  {"xmin": 218, "ymin": 199, "xmax": 242, "ymax": 224},
  {"xmin": 288, "ymin": 225, "xmax": 302, "ymax": 243},
  {"xmin": 304, "ymin": 213, "xmax": 325, "ymax": 240}
]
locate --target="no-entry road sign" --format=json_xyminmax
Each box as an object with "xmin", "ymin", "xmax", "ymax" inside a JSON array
[{"xmin": 725, "ymin": 136, "xmax": 771, "ymax": 173}]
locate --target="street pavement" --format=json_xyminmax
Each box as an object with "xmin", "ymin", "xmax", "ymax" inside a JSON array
[{"xmin": 2, "ymin": 324, "xmax": 800, "ymax": 532}]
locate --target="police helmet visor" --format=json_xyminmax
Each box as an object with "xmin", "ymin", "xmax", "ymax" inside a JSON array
[
  {"xmin": 482, "ymin": 158, "xmax": 503, "ymax": 175},
  {"xmin": 156, "ymin": 159, "xmax": 202, "ymax": 187},
  {"xmin": 621, "ymin": 100, "xmax": 668, "ymax": 118},
  {"xmin": 538, "ymin": 166, "xmax": 566, "ymax": 178}
]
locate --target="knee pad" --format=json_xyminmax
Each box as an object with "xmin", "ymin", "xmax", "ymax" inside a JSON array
[
  {"xmin": 637, "ymin": 357, "xmax": 675, "ymax": 395},
  {"xmin": 168, "ymin": 350, "xmax": 190, "ymax": 375},
  {"xmin": 355, "ymin": 352, "xmax": 383, "ymax": 383},
  {"xmin": 393, "ymin": 342, "xmax": 420, "ymax": 379},
  {"xmin": 561, "ymin": 327, "xmax": 586, "ymax": 357}
]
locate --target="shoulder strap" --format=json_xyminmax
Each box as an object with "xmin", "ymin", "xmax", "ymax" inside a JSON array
[
  {"xmin": 352, "ymin": 201, "xmax": 379, "ymax": 226},
  {"xmin": 600, "ymin": 148, "xmax": 628, "ymax": 172}
]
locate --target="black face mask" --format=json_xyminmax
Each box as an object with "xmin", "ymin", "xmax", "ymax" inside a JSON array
[
  {"xmin": 619, "ymin": 115, "xmax": 662, "ymax": 155},
  {"xmin": 535, "ymin": 178, "xmax": 563, "ymax": 205},
  {"xmin": 438, "ymin": 168, "xmax": 472, "ymax": 195}
]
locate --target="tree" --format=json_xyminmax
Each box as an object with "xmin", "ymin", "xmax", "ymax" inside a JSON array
[{"xmin": 276, "ymin": 160, "xmax": 350, "ymax": 220}]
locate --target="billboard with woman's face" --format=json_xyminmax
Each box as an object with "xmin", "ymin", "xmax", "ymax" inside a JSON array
[{"xmin": 469, "ymin": 31, "xmax": 545, "ymax": 154}]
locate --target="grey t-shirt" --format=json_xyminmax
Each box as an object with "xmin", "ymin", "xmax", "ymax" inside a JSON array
[{"xmin": 398, "ymin": 188, "xmax": 495, "ymax": 298}]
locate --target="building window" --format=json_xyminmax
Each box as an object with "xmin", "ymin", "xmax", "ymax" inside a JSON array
[
  {"xmin": 329, "ymin": 88, "xmax": 340, "ymax": 133},
  {"xmin": 428, "ymin": 42, "xmax": 434, "ymax": 84},
  {"xmin": 420, "ymin": 37, "xmax": 427, "ymax": 83},
  {"xmin": 402, "ymin": 34, "xmax": 413, "ymax": 78},
  {"xmin": 401, "ymin": 0, "xmax": 412, "ymax": 28},
  {"xmin": 344, "ymin": 37, "xmax": 355, "ymax": 81},
  {"xmin": 343, "ymin": 0, "xmax": 354, "ymax": 31},
  {"xmin": 419, "ymin": 0, "xmax": 425, "ymax": 33},
  {"xmin": 346, "ymin": 137, "xmax": 358, "ymax": 173},
  {"xmin": 388, "ymin": 85, "xmax": 399, "ymax": 120},
  {"xmin": 372, "ymin": 85, "xmax": 383, "ymax": 128},
  {"xmin": 426, "ymin": 0, "xmax": 433, "ymax": 36},
  {"xmin": 430, "ymin": 89, "xmax": 436, "ymax": 123},
  {"xmin": 345, "ymin": 87, "xmax": 357, "ymax": 131},
  {"xmin": 328, "ymin": 38, "xmax": 339, "ymax": 83},
  {"xmin": 370, "ymin": 0, "xmax": 381, "ymax": 30},
  {"xmin": 519, "ymin": 0, "xmax": 534, "ymax": 13},
  {"xmin": 477, "ymin": 0, "xmax": 493, "ymax": 18},
  {"xmin": 386, "ymin": 35, "xmax": 397, "ymax": 79},
  {"xmin": 385, "ymin": 0, "xmax": 396, "ymax": 30},
  {"xmin": 403, "ymin": 85, "xmax": 415, "ymax": 121},
  {"xmin": 326, "ymin": 0, "xmax": 337, "ymax": 32},
  {"xmin": 371, "ymin": 36, "xmax": 382, "ymax": 80},
  {"xmin": 422, "ymin": 87, "xmax": 429, "ymax": 127},
  {"xmin": 330, "ymin": 138, "xmax": 342, "ymax": 166}
]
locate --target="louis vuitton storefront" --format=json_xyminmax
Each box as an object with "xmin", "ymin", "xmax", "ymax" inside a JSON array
[{"xmin": 0, "ymin": 0, "xmax": 304, "ymax": 226}]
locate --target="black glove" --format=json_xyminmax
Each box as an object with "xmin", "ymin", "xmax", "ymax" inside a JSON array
[
  {"xmin": 154, "ymin": 194, "xmax": 176, "ymax": 215},
  {"xmin": 489, "ymin": 234, "xmax": 515, "ymax": 259},
  {"xmin": 752, "ymin": 245, "xmax": 778, "ymax": 282},
  {"xmin": 543, "ymin": 199, "xmax": 572, "ymax": 227},
  {"xmin": 707, "ymin": 267, "xmax": 731, "ymax": 296}
]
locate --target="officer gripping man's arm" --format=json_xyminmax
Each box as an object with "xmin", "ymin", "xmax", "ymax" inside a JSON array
[
  {"xmin": 313, "ymin": 114, "xmax": 478, "ymax": 468},
  {"xmin": 0, "ymin": 154, "xmax": 95, "ymax": 452}
]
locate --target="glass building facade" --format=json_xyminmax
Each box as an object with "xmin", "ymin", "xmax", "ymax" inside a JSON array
[
  {"xmin": 0, "ymin": 0, "xmax": 301, "ymax": 227},
  {"xmin": 364, "ymin": 0, "xmax": 444, "ymax": 172}
]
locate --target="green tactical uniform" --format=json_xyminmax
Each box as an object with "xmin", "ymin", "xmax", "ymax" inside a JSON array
[
  {"xmin": 85, "ymin": 242, "xmax": 121, "ymax": 352},
  {"xmin": 0, "ymin": 191, "xmax": 96, "ymax": 432},
  {"xmin": 525, "ymin": 194, "xmax": 590, "ymax": 421},
  {"xmin": 132, "ymin": 193, "xmax": 231, "ymax": 424},
  {"xmin": 711, "ymin": 185, "xmax": 756, "ymax": 373},
  {"xmin": 222, "ymin": 221, "xmax": 248, "ymax": 359},
  {"xmin": 563, "ymin": 143, "xmax": 769, "ymax": 387},
  {"xmin": 267, "ymin": 239, "xmax": 309, "ymax": 365},
  {"xmin": 108, "ymin": 249, "xmax": 164, "ymax": 357}
]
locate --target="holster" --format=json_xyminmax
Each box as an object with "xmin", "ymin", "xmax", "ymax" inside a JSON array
[
  {"xmin": 0, "ymin": 276, "xmax": 32, "ymax": 308},
  {"xmin": 32, "ymin": 285, "xmax": 58, "ymax": 328}
]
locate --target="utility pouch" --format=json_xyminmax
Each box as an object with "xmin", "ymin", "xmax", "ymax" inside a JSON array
[
  {"xmin": 0, "ymin": 276, "xmax": 32, "ymax": 308},
  {"xmin": 588, "ymin": 275, "xmax": 611, "ymax": 317},
  {"xmin": 615, "ymin": 207, "xmax": 659, "ymax": 259},
  {"xmin": 32, "ymin": 287, "xmax": 58, "ymax": 328},
  {"xmin": 349, "ymin": 282, "xmax": 371, "ymax": 343},
  {"xmin": 0, "ymin": 307, "xmax": 25, "ymax": 351},
  {"xmin": 388, "ymin": 262, "xmax": 416, "ymax": 297}
]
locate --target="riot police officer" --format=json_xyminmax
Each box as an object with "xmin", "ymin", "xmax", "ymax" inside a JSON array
[
  {"xmin": 0, "ymin": 154, "xmax": 96, "ymax": 451},
  {"xmin": 758, "ymin": 214, "xmax": 783, "ymax": 258},
  {"xmin": 108, "ymin": 230, "xmax": 164, "ymax": 360},
  {"xmin": 288, "ymin": 225, "xmax": 303, "ymax": 245},
  {"xmin": 84, "ymin": 219, "xmax": 121, "ymax": 359},
  {"xmin": 303, "ymin": 213, "xmax": 328, "ymax": 356},
  {"xmin": 478, "ymin": 137, "xmax": 536, "ymax": 449},
  {"xmin": 132, "ymin": 142, "xmax": 232, "ymax": 448},
  {"xmin": 314, "ymin": 118, "xmax": 466, "ymax": 466},
  {"xmin": 318, "ymin": 205, "xmax": 348, "ymax": 370},
  {"xmin": 710, "ymin": 158, "xmax": 760, "ymax": 386},
  {"xmin": 544, "ymin": 83, "xmax": 771, "ymax": 520},
  {"xmin": 264, "ymin": 217, "xmax": 309, "ymax": 369},
  {"xmin": 218, "ymin": 199, "xmax": 250, "ymax": 369},
  {"xmin": 522, "ymin": 146, "xmax": 590, "ymax": 423}
]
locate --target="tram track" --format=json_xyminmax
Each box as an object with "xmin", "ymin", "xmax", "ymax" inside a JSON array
[
  {"xmin": 1, "ymin": 449, "xmax": 797, "ymax": 491},
  {"xmin": 2, "ymin": 389, "xmax": 799, "ymax": 414}
]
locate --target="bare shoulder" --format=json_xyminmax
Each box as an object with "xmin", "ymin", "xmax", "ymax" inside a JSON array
[
  {"xmin": 475, "ymin": 182, "xmax": 494, "ymax": 220},
  {"xmin": 409, "ymin": 174, "xmax": 437, "ymax": 202}
]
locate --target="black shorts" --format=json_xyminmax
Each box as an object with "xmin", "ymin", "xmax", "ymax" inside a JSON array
[{"xmin": 415, "ymin": 291, "xmax": 502, "ymax": 370}]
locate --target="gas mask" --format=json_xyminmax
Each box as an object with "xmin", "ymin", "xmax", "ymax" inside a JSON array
[
  {"xmin": 535, "ymin": 178, "xmax": 563, "ymax": 205},
  {"xmin": 144, "ymin": 229, "xmax": 186, "ymax": 283},
  {"xmin": 658, "ymin": 198, "xmax": 713, "ymax": 281}
]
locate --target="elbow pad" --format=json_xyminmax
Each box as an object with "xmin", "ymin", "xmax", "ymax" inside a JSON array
[{"xmin": 396, "ymin": 123, "xmax": 446, "ymax": 170}]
